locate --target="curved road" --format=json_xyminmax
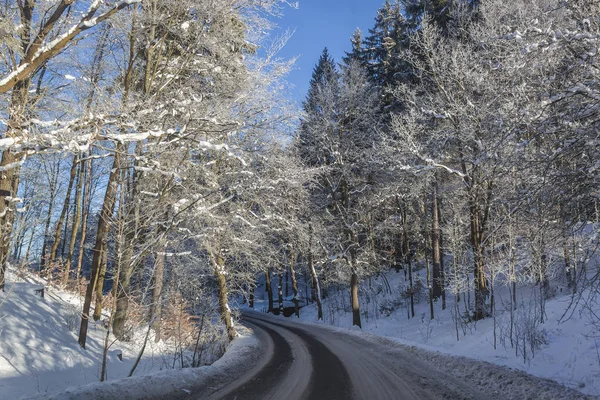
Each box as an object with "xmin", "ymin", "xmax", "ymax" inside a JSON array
[{"xmin": 207, "ymin": 312, "xmax": 486, "ymax": 400}]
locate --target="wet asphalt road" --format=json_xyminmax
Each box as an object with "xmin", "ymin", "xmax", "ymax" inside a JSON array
[{"xmin": 206, "ymin": 312, "xmax": 486, "ymax": 400}]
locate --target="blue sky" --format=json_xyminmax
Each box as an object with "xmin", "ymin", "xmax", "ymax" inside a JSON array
[{"xmin": 271, "ymin": 0, "xmax": 385, "ymax": 105}]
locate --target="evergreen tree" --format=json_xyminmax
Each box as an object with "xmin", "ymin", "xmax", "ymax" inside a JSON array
[
  {"xmin": 402, "ymin": 0, "xmax": 480, "ymax": 33},
  {"xmin": 298, "ymin": 48, "xmax": 339, "ymax": 166},
  {"xmin": 403, "ymin": 0, "xmax": 453, "ymax": 28},
  {"xmin": 302, "ymin": 48, "xmax": 339, "ymax": 114},
  {"xmin": 342, "ymin": 28, "xmax": 367, "ymax": 67},
  {"xmin": 362, "ymin": 1, "xmax": 411, "ymax": 104}
]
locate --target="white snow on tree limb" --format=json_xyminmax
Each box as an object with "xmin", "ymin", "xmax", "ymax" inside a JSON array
[
  {"xmin": 0, "ymin": 63, "xmax": 28, "ymax": 89},
  {"xmin": 156, "ymin": 251, "xmax": 192, "ymax": 257},
  {"xmin": 0, "ymin": 0, "xmax": 141, "ymax": 91},
  {"xmin": 0, "ymin": 159, "xmax": 25, "ymax": 172},
  {"xmin": 133, "ymin": 166, "xmax": 180, "ymax": 178},
  {"xmin": 105, "ymin": 130, "xmax": 171, "ymax": 143}
]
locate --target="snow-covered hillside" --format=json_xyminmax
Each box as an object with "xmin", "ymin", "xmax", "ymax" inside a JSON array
[
  {"xmin": 249, "ymin": 267, "xmax": 600, "ymax": 397},
  {"xmin": 0, "ymin": 271, "xmax": 235, "ymax": 399}
]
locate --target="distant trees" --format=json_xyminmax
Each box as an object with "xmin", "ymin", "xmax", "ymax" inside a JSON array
[
  {"xmin": 291, "ymin": 0, "xmax": 599, "ymax": 329},
  {"xmin": 296, "ymin": 48, "xmax": 382, "ymax": 327}
]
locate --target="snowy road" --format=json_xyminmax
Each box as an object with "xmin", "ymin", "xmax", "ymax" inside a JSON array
[{"xmin": 206, "ymin": 312, "xmax": 486, "ymax": 400}]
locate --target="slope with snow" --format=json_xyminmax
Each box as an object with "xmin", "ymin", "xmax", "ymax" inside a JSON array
[{"xmin": 0, "ymin": 271, "xmax": 240, "ymax": 399}]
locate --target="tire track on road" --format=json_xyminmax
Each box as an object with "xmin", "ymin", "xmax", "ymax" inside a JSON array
[
  {"xmin": 207, "ymin": 320, "xmax": 293, "ymax": 400},
  {"xmin": 209, "ymin": 315, "xmax": 353, "ymax": 400}
]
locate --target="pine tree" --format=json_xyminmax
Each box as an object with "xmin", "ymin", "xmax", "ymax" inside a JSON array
[
  {"xmin": 402, "ymin": 0, "xmax": 480, "ymax": 33},
  {"xmin": 342, "ymin": 28, "xmax": 367, "ymax": 67},
  {"xmin": 362, "ymin": 1, "xmax": 411, "ymax": 105},
  {"xmin": 403, "ymin": 0, "xmax": 453, "ymax": 28},
  {"xmin": 302, "ymin": 48, "xmax": 339, "ymax": 115},
  {"xmin": 298, "ymin": 48, "xmax": 339, "ymax": 166}
]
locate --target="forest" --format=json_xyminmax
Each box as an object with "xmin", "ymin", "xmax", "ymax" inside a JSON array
[{"xmin": 0, "ymin": 0, "xmax": 598, "ymax": 392}]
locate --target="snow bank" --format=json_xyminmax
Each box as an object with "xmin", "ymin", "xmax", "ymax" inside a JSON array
[
  {"xmin": 24, "ymin": 326, "xmax": 261, "ymax": 400},
  {"xmin": 340, "ymin": 328, "xmax": 597, "ymax": 400},
  {"xmin": 0, "ymin": 270, "xmax": 261, "ymax": 399}
]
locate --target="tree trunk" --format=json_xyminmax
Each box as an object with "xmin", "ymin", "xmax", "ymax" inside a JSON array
[
  {"xmin": 439, "ymin": 201, "xmax": 446, "ymax": 310},
  {"xmin": 249, "ymin": 283, "xmax": 255, "ymax": 308},
  {"xmin": 93, "ymin": 239, "xmax": 109, "ymax": 321},
  {"xmin": 564, "ymin": 237, "xmax": 572, "ymax": 288},
  {"xmin": 469, "ymin": 198, "xmax": 488, "ymax": 321},
  {"xmin": 12, "ymin": 202, "xmax": 30, "ymax": 262},
  {"xmin": 401, "ymin": 204, "xmax": 415, "ymax": 318},
  {"xmin": 75, "ymin": 156, "xmax": 93, "ymax": 283},
  {"xmin": 78, "ymin": 144, "xmax": 122, "ymax": 348},
  {"xmin": 64, "ymin": 157, "xmax": 84, "ymax": 286},
  {"xmin": 304, "ymin": 267, "xmax": 310, "ymax": 305},
  {"xmin": 431, "ymin": 177, "xmax": 442, "ymax": 300},
  {"xmin": 112, "ymin": 205, "xmax": 139, "ymax": 339},
  {"xmin": 0, "ymin": 78, "xmax": 30, "ymax": 291},
  {"xmin": 0, "ymin": 155, "xmax": 21, "ymax": 289},
  {"xmin": 60, "ymin": 199, "xmax": 71, "ymax": 259},
  {"xmin": 290, "ymin": 248, "xmax": 300, "ymax": 317},
  {"xmin": 23, "ymin": 201, "xmax": 43, "ymax": 265},
  {"xmin": 350, "ymin": 271, "xmax": 361, "ymax": 328},
  {"xmin": 40, "ymin": 160, "xmax": 60, "ymax": 276},
  {"xmin": 427, "ymin": 257, "xmax": 434, "ymax": 320},
  {"xmin": 278, "ymin": 270, "xmax": 284, "ymax": 314},
  {"xmin": 50, "ymin": 156, "xmax": 78, "ymax": 262},
  {"xmin": 394, "ymin": 234, "xmax": 403, "ymax": 273},
  {"xmin": 113, "ymin": 238, "xmax": 134, "ymax": 340},
  {"xmin": 308, "ymin": 225, "xmax": 323, "ymax": 320},
  {"xmin": 24, "ymin": 220, "xmax": 36, "ymax": 264},
  {"xmin": 265, "ymin": 268, "xmax": 274, "ymax": 313},
  {"xmin": 150, "ymin": 235, "xmax": 166, "ymax": 342},
  {"xmin": 113, "ymin": 140, "xmax": 144, "ymax": 340},
  {"xmin": 285, "ymin": 261, "xmax": 289, "ymax": 298},
  {"xmin": 215, "ymin": 253, "xmax": 236, "ymax": 342},
  {"xmin": 539, "ymin": 242, "xmax": 548, "ymax": 324},
  {"xmin": 101, "ymin": 197, "xmax": 125, "ymax": 382}
]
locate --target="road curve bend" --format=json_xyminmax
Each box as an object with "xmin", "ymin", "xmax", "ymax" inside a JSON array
[{"xmin": 206, "ymin": 312, "xmax": 486, "ymax": 400}]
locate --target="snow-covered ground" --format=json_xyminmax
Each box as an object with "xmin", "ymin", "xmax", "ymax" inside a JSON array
[
  {"xmin": 249, "ymin": 268, "xmax": 600, "ymax": 397},
  {"xmin": 26, "ymin": 326, "xmax": 260, "ymax": 400},
  {"xmin": 3, "ymin": 262, "xmax": 599, "ymax": 398},
  {"xmin": 0, "ymin": 271, "xmax": 254, "ymax": 399}
]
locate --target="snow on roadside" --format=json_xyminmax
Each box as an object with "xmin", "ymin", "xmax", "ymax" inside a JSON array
[
  {"xmin": 0, "ymin": 271, "xmax": 261, "ymax": 399},
  {"xmin": 0, "ymin": 273, "xmax": 164, "ymax": 398},
  {"xmin": 337, "ymin": 324, "xmax": 599, "ymax": 400},
  {"xmin": 24, "ymin": 325, "xmax": 261, "ymax": 400}
]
